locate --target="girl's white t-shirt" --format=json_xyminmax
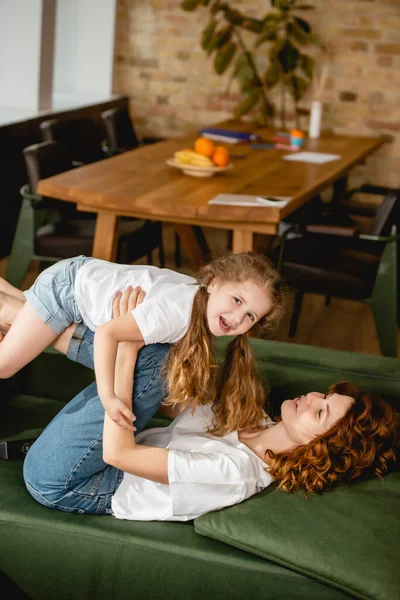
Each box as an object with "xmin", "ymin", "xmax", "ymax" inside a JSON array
[
  {"xmin": 111, "ymin": 404, "xmax": 273, "ymax": 522},
  {"xmin": 74, "ymin": 259, "xmax": 198, "ymax": 344}
]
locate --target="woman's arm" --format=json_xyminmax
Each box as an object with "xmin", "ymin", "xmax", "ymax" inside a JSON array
[
  {"xmin": 94, "ymin": 287, "xmax": 145, "ymax": 429},
  {"xmin": 102, "ymin": 338, "xmax": 169, "ymax": 484}
]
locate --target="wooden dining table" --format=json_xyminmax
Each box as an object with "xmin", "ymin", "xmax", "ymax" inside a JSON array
[{"xmin": 37, "ymin": 119, "xmax": 384, "ymax": 265}]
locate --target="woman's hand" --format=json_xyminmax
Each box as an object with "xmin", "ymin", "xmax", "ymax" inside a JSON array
[{"xmin": 112, "ymin": 285, "xmax": 146, "ymax": 352}]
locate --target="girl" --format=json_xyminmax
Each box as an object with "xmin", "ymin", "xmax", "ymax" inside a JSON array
[
  {"xmin": 0, "ymin": 252, "xmax": 289, "ymax": 434},
  {"xmin": 23, "ymin": 286, "xmax": 397, "ymax": 518}
]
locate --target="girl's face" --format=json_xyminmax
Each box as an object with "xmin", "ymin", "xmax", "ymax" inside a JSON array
[
  {"xmin": 206, "ymin": 278, "xmax": 273, "ymax": 337},
  {"xmin": 280, "ymin": 391, "xmax": 355, "ymax": 446}
]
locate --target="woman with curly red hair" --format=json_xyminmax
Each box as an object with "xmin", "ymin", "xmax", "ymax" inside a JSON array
[{"xmin": 264, "ymin": 381, "xmax": 397, "ymax": 493}]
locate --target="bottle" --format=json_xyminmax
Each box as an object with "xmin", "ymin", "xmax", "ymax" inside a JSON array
[{"xmin": 309, "ymin": 100, "xmax": 322, "ymax": 139}]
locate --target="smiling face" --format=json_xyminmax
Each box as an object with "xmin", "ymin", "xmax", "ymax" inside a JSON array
[
  {"xmin": 280, "ymin": 391, "xmax": 355, "ymax": 446},
  {"xmin": 205, "ymin": 278, "xmax": 273, "ymax": 337}
]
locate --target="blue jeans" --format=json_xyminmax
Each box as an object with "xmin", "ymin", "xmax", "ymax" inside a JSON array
[{"xmin": 23, "ymin": 325, "xmax": 171, "ymax": 514}]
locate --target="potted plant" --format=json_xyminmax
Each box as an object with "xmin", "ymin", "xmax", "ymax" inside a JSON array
[{"xmin": 181, "ymin": 0, "xmax": 325, "ymax": 128}]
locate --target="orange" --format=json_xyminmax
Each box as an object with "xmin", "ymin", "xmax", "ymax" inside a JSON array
[
  {"xmin": 212, "ymin": 145, "xmax": 229, "ymax": 167},
  {"xmin": 194, "ymin": 137, "xmax": 215, "ymax": 157}
]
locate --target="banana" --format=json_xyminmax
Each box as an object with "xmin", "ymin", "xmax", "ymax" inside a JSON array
[{"xmin": 174, "ymin": 150, "xmax": 214, "ymax": 167}]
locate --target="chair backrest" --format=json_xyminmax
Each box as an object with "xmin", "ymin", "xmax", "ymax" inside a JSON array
[
  {"xmin": 40, "ymin": 117, "xmax": 105, "ymax": 164},
  {"xmin": 369, "ymin": 192, "xmax": 399, "ymax": 237},
  {"xmin": 23, "ymin": 141, "xmax": 72, "ymax": 193},
  {"xmin": 101, "ymin": 107, "xmax": 139, "ymax": 151}
]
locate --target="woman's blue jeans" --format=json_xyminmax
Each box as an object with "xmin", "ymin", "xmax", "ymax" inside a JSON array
[{"xmin": 23, "ymin": 324, "xmax": 171, "ymax": 514}]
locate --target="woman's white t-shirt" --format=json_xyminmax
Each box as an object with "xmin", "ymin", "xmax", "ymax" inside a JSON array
[
  {"xmin": 74, "ymin": 259, "xmax": 198, "ymax": 344},
  {"xmin": 111, "ymin": 405, "xmax": 273, "ymax": 522}
]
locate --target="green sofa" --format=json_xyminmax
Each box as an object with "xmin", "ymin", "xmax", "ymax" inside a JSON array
[{"xmin": 1, "ymin": 340, "xmax": 399, "ymax": 600}]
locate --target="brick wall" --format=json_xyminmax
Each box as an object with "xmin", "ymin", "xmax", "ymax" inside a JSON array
[{"xmin": 113, "ymin": 0, "xmax": 400, "ymax": 188}]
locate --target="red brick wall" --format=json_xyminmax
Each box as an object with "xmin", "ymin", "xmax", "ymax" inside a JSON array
[{"xmin": 113, "ymin": 0, "xmax": 400, "ymax": 188}]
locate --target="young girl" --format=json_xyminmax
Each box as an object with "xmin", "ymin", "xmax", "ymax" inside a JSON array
[{"xmin": 0, "ymin": 253, "xmax": 289, "ymax": 434}]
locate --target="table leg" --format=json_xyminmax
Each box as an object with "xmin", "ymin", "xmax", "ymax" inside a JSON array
[
  {"xmin": 332, "ymin": 175, "xmax": 348, "ymax": 206},
  {"xmin": 232, "ymin": 229, "xmax": 254, "ymax": 253},
  {"xmin": 91, "ymin": 211, "xmax": 120, "ymax": 261},
  {"xmin": 173, "ymin": 225, "xmax": 210, "ymax": 267}
]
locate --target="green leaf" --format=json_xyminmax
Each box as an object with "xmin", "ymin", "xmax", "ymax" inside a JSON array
[
  {"xmin": 223, "ymin": 7, "xmax": 245, "ymax": 26},
  {"xmin": 242, "ymin": 18, "xmax": 264, "ymax": 34},
  {"xmin": 288, "ymin": 21, "xmax": 310, "ymax": 44},
  {"xmin": 289, "ymin": 74, "xmax": 310, "ymax": 101},
  {"xmin": 264, "ymin": 61, "xmax": 282, "ymax": 88},
  {"xmin": 211, "ymin": 0, "xmax": 223, "ymax": 15},
  {"xmin": 234, "ymin": 55, "xmax": 255, "ymax": 90},
  {"xmin": 216, "ymin": 25, "xmax": 232, "ymax": 48},
  {"xmin": 300, "ymin": 54, "xmax": 314, "ymax": 79},
  {"xmin": 180, "ymin": 0, "xmax": 202, "ymax": 11},
  {"xmin": 214, "ymin": 42, "xmax": 237, "ymax": 75},
  {"xmin": 273, "ymin": 0, "xmax": 292, "ymax": 11},
  {"xmin": 293, "ymin": 16, "xmax": 311, "ymax": 33},
  {"xmin": 234, "ymin": 91, "xmax": 260, "ymax": 118},
  {"xmin": 206, "ymin": 25, "xmax": 231, "ymax": 56},
  {"xmin": 277, "ymin": 40, "xmax": 300, "ymax": 73},
  {"xmin": 201, "ymin": 21, "xmax": 217, "ymax": 50},
  {"xmin": 269, "ymin": 38, "xmax": 286, "ymax": 59},
  {"xmin": 256, "ymin": 21, "xmax": 279, "ymax": 46}
]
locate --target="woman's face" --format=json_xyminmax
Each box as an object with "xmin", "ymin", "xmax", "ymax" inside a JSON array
[
  {"xmin": 280, "ymin": 391, "xmax": 355, "ymax": 446},
  {"xmin": 206, "ymin": 278, "xmax": 272, "ymax": 337}
]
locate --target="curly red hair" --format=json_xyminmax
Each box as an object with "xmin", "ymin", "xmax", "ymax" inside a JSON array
[{"xmin": 267, "ymin": 382, "xmax": 398, "ymax": 493}]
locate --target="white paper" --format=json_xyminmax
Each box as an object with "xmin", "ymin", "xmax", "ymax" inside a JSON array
[
  {"xmin": 283, "ymin": 152, "xmax": 341, "ymax": 164},
  {"xmin": 209, "ymin": 194, "xmax": 292, "ymax": 207}
]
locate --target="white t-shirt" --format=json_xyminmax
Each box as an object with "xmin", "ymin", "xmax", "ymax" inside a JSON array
[
  {"xmin": 111, "ymin": 405, "xmax": 273, "ymax": 522},
  {"xmin": 74, "ymin": 259, "xmax": 198, "ymax": 344}
]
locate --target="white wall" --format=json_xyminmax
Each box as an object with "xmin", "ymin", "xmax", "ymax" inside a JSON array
[
  {"xmin": 0, "ymin": 0, "xmax": 46, "ymax": 110},
  {"xmin": 54, "ymin": 0, "xmax": 117, "ymax": 97},
  {"xmin": 0, "ymin": 0, "xmax": 116, "ymax": 120}
]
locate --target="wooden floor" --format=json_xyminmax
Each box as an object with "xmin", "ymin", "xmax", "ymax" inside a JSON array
[{"xmin": 1, "ymin": 223, "xmax": 399, "ymax": 358}]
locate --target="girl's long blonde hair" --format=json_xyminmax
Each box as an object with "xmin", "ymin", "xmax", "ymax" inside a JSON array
[
  {"xmin": 164, "ymin": 252, "xmax": 291, "ymax": 436},
  {"xmin": 267, "ymin": 382, "xmax": 397, "ymax": 493}
]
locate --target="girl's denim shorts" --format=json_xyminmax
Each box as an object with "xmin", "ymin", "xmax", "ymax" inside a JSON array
[{"xmin": 24, "ymin": 256, "xmax": 91, "ymax": 335}]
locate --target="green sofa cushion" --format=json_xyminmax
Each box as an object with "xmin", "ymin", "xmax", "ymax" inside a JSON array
[{"xmin": 195, "ymin": 472, "xmax": 400, "ymax": 600}]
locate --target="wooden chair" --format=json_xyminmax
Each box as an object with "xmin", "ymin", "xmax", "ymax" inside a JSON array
[
  {"xmin": 272, "ymin": 191, "xmax": 399, "ymax": 357},
  {"xmin": 6, "ymin": 141, "xmax": 165, "ymax": 287}
]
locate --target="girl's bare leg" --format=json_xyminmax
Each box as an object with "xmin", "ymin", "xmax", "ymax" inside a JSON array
[
  {"xmin": 0, "ymin": 277, "xmax": 25, "ymax": 301},
  {"xmin": 0, "ymin": 302, "xmax": 63, "ymax": 378},
  {"xmin": 0, "ymin": 290, "xmax": 75, "ymax": 355},
  {"xmin": 0, "ymin": 291, "xmax": 25, "ymax": 333}
]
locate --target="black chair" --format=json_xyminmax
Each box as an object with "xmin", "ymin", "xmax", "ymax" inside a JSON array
[
  {"xmin": 40, "ymin": 117, "xmax": 107, "ymax": 165},
  {"xmin": 6, "ymin": 141, "xmax": 165, "ymax": 287},
  {"xmin": 272, "ymin": 191, "xmax": 399, "ymax": 357},
  {"xmin": 100, "ymin": 107, "xmax": 164, "ymax": 154}
]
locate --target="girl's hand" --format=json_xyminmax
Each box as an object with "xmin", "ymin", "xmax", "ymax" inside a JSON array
[
  {"xmin": 102, "ymin": 394, "xmax": 137, "ymax": 431},
  {"xmin": 101, "ymin": 286, "xmax": 146, "ymax": 429}
]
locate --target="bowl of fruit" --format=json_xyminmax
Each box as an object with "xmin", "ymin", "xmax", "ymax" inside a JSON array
[{"xmin": 167, "ymin": 138, "xmax": 232, "ymax": 177}]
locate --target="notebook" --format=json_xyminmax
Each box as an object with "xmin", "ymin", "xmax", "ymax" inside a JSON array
[
  {"xmin": 209, "ymin": 194, "xmax": 291, "ymax": 207},
  {"xmin": 283, "ymin": 151, "xmax": 341, "ymax": 164},
  {"xmin": 199, "ymin": 127, "xmax": 260, "ymax": 144}
]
